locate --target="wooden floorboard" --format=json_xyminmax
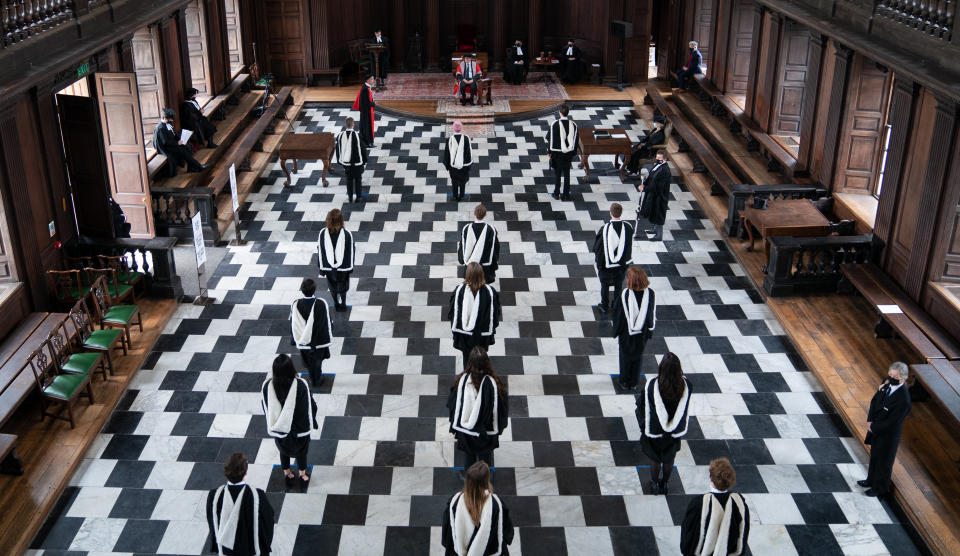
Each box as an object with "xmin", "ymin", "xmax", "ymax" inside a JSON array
[{"xmin": 0, "ymin": 298, "xmax": 177, "ymax": 555}]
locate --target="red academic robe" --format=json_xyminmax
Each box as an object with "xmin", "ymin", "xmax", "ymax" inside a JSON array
[
  {"xmin": 453, "ymin": 60, "xmax": 482, "ymax": 96},
  {"xmin": 352, "ymin": 84, "xmax": 375, "ymax": 144}
]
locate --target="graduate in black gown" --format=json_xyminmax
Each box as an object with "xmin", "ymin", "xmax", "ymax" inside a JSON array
[
  {"xmin": 318, "ymin": 209, "xmax": 355, "ymax": 311},
  {"xmin": 559, "ymin": 38, "xmax": 582, "ymax": 84},
  {"xmin": 637, "ymin": 150, "xmax": 671, "ymax": 241},
  {"xmin": 352, "ymin": 75, "xmax": 376, "ymax": 146},
  {"xmin": 448, "ymin": 262, "xmax": 501, "ymax": 361},
  {"xmin": 290, "ymin": 278, "xmax": 332, "ymax": 387},
  {"xmin": 447, "ymin": 347, "xmax": 509, "ymax": 470},
  {"xmin": 505, "ymin": 39, "xmax": 528, "ymax": 85},
  {"xmin": 860, "ymin": 361, "xmax": 912, "ymax": 497},
  {"xmin": 636, "ymin": 352, "xmax": 691, "ymax": 494},
  {"xmin": 627, "ymin": 122, "xmax": 665, "ymax": 174},
  {"xmin": 444, "ymin": 120, "xmax": 474, "ymax": 201},
  {"xmin": 333, "ymin": 117, "xmax": 369, "ymax": 203},
  {"xmin": 593, "ymin": 203, "xmax": 634, "ymax": 312},
  {"xmin": 457, "ymin": 204, "xmax": 500, "ymax": 285},
  {"xmin": 612, "ymin": 266, "xmax": 656, "ymax": 390},
  {"xmin": 180, "ymin": 87, "xmax": 217, "ymax": 149},
  {"xmin": 547, "ymin": 104, "xmax": 579, "ymax": 200},
  {"xmin": 680, "ymin": 458, "xmax": 750, "ymax": 556},
  {"xmin": 441, "ymin": 462, "xmax": 514, "ymax": 555},
  {"xmin": 153, "ymin": 108, "xmax": 207, "ymax": 177},
  {"xmin": 206, "ymin": 453, "xmax": 275, "ymax": 555},
  {"xmin": 261, "ymin": 355, "xmax": 319, "ymax": 486}
]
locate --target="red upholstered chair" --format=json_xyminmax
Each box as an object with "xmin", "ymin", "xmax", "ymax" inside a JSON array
[{"xmin": 456, "ymin": 25, "xmax": 477, "ymax": 52}]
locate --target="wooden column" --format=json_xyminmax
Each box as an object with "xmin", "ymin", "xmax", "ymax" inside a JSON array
[
  {"xmin": 158, "ymin": 11, "xmax": 188, "ymax": 112},
  {"xmin": 203, "ymin": 0, "xmax": 229, "ymax": 93},
  {"xmin": 391, "ymin": 0, "xmax": 405, "ymax": 71},
  {"xmin": 743, "ymin": 3, "xmax": 764, "ymax": 119},
  {"xmin": 310, "ymin": 0, "xmax": 330, "ymax": 70},
  {"xmin": 32, "ymin": 85, "xmax": 74, "ymax": 250},
  {"xmin": 119, "ymin": 35, "xmax": 135, "ymax": 72},
  {"xmin": 710, "ymin": 0, "xmax": 731, "ymax": 89},
  {"xmin": 491, "ymin": 0, "xmax": 508, "ymax": 71},
  {"xmin": 818, "ymin": 43, "xmax": 853, "ymax": 188},
  {"xmin": 796, "ymin": 30, "xmax": 825, "ymax": 173},
  {"xmin": 752, "ymin": 11, "xmax": 783, "ymax": 130},
  {"xmin": 875, "ymin": 77, "xmax": 918, "ymax": 257},
  {"xmin": 528, "ymin": 0, "xmax": 542, "ymax": 54},
  {"xmin": 426, "ymin": 0, "xmax": 439, "ymax": 71},
  {"xmin": 904, "ymin": 94, "xmax": 957, "ymax": 298}
]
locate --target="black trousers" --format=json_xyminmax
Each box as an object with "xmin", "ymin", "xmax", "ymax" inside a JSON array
[
  {"xmin": 163, "ymin": 145, "xmax": 203, "ymax": 176},
  {"xmin": 276, "ymin": 436, "xmax": 309, "ymax": 471},
  {"xmin": 464, "ymin": 449, "xmax": 494, "ymax": 469},
  {"xmin": 619, "ymin": 351, "xmax": 643, "ymax": 387},
  {"xmin": 459, "ymin": 80, "xmax": 476, "ymax": 103},
  {"xmin": 650, "ymin": 452, "xmax": 676, "ymax": 483},
  {"xmin": 451, "ymin": 176, "xmax": 468, "ymax": 199},
  {"xmin": 676, "ymin": 68, "xmax": 696, "ymax": 89},
  {"xmin": 300, "ymin": 348, "xmax": 324, "ymax": 386},
  {"xmin": 344, "ymin": 166, "xmax": 363, "ymax": 200},
  {"xmin": 553, "ymin": 158, "xmax": 572, "ymax": 196},
  {"xmin": 599, "ymin": 278, "xmax": 623, "ymax": 309},
  {"xmin": 193, "ymin": 118, "xmax": 217, "ymax": 145},
  {"xmin": 866, "ymin": 437, "xmax": 900, "ymax": 494}
]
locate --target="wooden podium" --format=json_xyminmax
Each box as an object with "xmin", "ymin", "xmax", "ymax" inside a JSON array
[{"xmin": 366, "ymin": 43, "xmax": 387, "ymax": 91}]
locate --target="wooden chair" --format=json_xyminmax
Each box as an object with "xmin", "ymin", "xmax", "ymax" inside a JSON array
[
  {"xmin": 27, "ymin": 340, "xmax": 94, "ymax": 429},
  {"xmin": 477, "ymin": 78, "xmax": 493, "ymax": 106},
  {"xmin": 97, "ymin": 254, "xmax": 146, "ymax": 295},
  {"xmin": 89, "ymin": 276, "xmax": 142, "ymax": 351},
  {"xmin": 348, "ymin": 40, "xmax": 372, "ymax": 77},
  {"xmin": 48, "ymin": 320, "xmax": 107, "ymax": 382},
  {"xmin": 63, "ymin": 256, "xmax": 93, "ymax": 285},
  {"xmin": 68, "ymin": 297, "xmax": 125, "ymax": 375},
  {"xmin": 47, "ymin": 269, "xmax": 85, "ymax": 308},
  {"xmin": 84, "ymin": 267, "xmax": 135, "ymax": 303}
]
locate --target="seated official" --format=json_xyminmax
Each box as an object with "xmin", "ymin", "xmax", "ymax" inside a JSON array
[
  {"xmin": 627, "ymin": 122, "xmax": 666, "ymax": 174},
  {"xmin": 505, "ymin": 39, "xmax": 528, "ymax": 85},
  {"xmin": 674, "ymin": 40, "xmax": 703, "ymax": 92},
  {"xmin": 454, "ymin": 53, "xmax": 483, "ymax": 106},
  {"xmin": 560, "ymin": 38, "xmax": 582, "ymax": 84},
  {"xmin": 153, "ymin": 108, "xmax": 207, "ymax": 177},
  {"xmin": 180, "ymin": 87, "xmax": 217, "ymax": 149}
]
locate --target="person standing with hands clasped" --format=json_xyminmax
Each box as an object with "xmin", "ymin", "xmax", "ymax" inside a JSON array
[
  {"xmin": 290, "ymin": 278, "xmax": 332, "ymax": 387},
  {"xmin": 612, "ymin": 267, "xmax": 656, "ymax": 390},
  {"xmin": 441, "ymin": 462, "xmax": 514, "ymax": 555},
  {"xmin": 261, "ymin": 355, "xmax": 319, "ymax": 487},
  {"xmin": 637, "ymin": 150, "xmax": 671, "ymax": 241},
  {"xmin": 449, "ymin": 262, "xmax": 501, "ymax": 362},
  {"xmin": 547, "ymin": 104, "xmax": 579, "ymax": 201},
  {"xmin": 333, "ymin": 117, "xmax": 368, "ymax": 203},
  {"xmin": 859, "ymin": 361, "xmax": 912, "ymax": 497},
  {"xmin": 444, "ymin": 120, "xmax": 474, "ymax": 202},
  {"xmin": 680, "ymin": 458, "xmax": 750, "ymax": 555},
  {"xmin": 448, "ymin": 347, "xmax": 509, "ymax": 472},
  {"xmin": 318, "ymin": 209, "xmax": 355, "ymax": 312},
  {"xmin": 594, "ymin": 203, "xmax": 634, "ymax": 313},
  {"xmin": 636, "ymin": 352, "xmax": 691, "ymax": 494}
]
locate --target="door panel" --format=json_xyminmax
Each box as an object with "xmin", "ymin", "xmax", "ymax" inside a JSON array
[
  {"xmin": 132, "ymin": 26, "xmax": 165, "ymax": 152},
  {"xmin": 772, "ymin": 25, "xmax": 811, "ymax": 136},
  {"xmin": 264, "ymin": 0, "xmax": 305, "ymax": 82},
  {"xmin": 225, "ymin": 0, "xmax": 243, "ymax": 74},
  {"xmin": 56, "ymin": 93, "xmax": 114, "ymax": 238},
  {"xmin": 185, "ymin": 0, "xmax": 213, "ymax": 97},
  {"xmin": 833, "ymin": 54, "xmax": 892, "ymax": 194},
  {"xmin": 94, "ymin": 73, "xmax": 154, "ymax": 238},
  {"xmin": 725, "ymin": 0, "xmax": 753, "ymax": 94}
]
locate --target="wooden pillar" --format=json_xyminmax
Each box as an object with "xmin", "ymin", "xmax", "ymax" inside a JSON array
[
  {"xmin": 710, "ymin": 0, "xmax": 731, "ymax": 89},
  {"xmin": 310, "ymin": 0, "xmax": 330, "ymax": 70},
  {"xmin": 203, "ymin": 0, "xmax": 229, "ymax": 93},
  {"xmin": 818, "ymin": 43, "xmax": 853, "ymax": 188},
  {"xmin": 492, "ymin": 0, "xmax": 508, "ymax": 71},
  {"xmin": 743, "ymin": 3, "xmax": 764, "ymax": 119},
  {"xmin": 391, "ymin": 0, "xmax": 405, "ymax": 71},
  {"xmin": 426, "ymin": 0, "xmax": 439, "ymax": 71},
  {"xmin": 31, "ymin": 85, "xmax": 74, "ymax": 250},
  {"xmin": 904, "ymin": 94, "xmax": 957, "ymax": 298},
  {"xmin": 875, "ymin": 77, "xmax": 917, "ymax": 257},
  {"xmin": 119, "ymin": 35, "xmax": 135, "ymax": 72},
  {"xmin": 795, "ymin": 30, "xmax": 825, "ymax": 173},
  {"xmin": 159, "ymin": 11, "xmax": 188, "ymax": 111},
  {"xmin": 753, "ymin": 11, "xmax": 783, "ymax": 130},
  {"xmin": 528, "ymin": 0, "xmax": 542, "ymax": 54}
]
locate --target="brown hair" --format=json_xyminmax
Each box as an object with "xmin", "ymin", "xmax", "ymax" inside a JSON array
[
  {"xmin": 474, "ymin": 204, "xmax": 487, "ymax": 220},
  {"xmin": 223, "ymin": 452, "xmax": 248, "ymax": 483},
  {"xmin": 345, "ymin": 117, "xmax": 355, "ymax": 128},
  {"xmin": 559, "ymin": 104, "xmax": 570, "ymax": 117},
  {"xmin": 657, "ymin": 352, "xmax": 685, "ymax": 401},
  {"xmin": 610, "ymin": 203, "xmax": 623, "ymax": 218},
  {"xmin": 326, "ymin": 208, "xmax": 344, "ymax": 233},
  {"xmin": 459, "ymin": 346, "xmax": 506, "ymax": 398},
  {"xmin": 656, "ymin": 149, "xmax": 666, "ymax": 158},
  {"xmin": 709, "ymin": 458, "xmax": 736, "ymax": 491},
  {"xmin": 463, "ymin": 461, "xmax": 492, "ymax": 526},
  {"xmin": 464, "ymin": 262, "xmax": 485, "ymax": 293},
  {"xmin": 625, "ymin": 266, "xmax": 650, "ymax": 291}
]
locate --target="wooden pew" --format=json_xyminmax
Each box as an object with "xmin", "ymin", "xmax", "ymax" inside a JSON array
[
  {"xmin": 306, "ymin": 68, "xmax": 342, "ymax": 86},
  {"xmin": 648, "ymin": 87, "xmax": 739, "ymax": 196},
  {"xmin": 204, "ymin": 73, "xmax": 252, "ymax": 122},
  {"xmin": 911, "ymin": 360, "xmax": 960, "ymax": 433}
]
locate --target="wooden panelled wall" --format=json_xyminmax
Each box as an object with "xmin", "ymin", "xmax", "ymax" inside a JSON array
[{"xmin": 247, "ymin": 0, "xmax": 652, "ymax": 83}]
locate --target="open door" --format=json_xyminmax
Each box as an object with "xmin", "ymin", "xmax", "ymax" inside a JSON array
[
  {"xmin": 94, "ymin": 72, "xmax": 155, "ymax": 238},
  {"xmin": 57, "ymin": 93, "xmax": 114, "ymax": 238}
]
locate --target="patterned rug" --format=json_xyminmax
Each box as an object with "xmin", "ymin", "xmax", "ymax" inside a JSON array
[
  {"xmin": 436, "ymin": 99, "xmax": 511, "ymax": 114},
  {"xmin": 376, "ymin": 72, "xmax": 568, "ymax": 101}
]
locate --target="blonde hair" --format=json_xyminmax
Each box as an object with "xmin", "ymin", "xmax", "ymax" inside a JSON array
[{"xmin": 463, "ymin": 462, "xmax": 492, "ymax": 526}]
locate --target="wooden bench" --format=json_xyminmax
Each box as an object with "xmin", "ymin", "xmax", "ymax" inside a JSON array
[
  {"xmin": 648, "ymin": 87, "xmax": 739, "ymax": 196},
  {"xmin": 840, "ymin": 263, "xmax": 960, "ymax": 361},
  {"xmin": 306, "ymin": 68, "xmax": 342, "ymax": 87},
  {"xmin": 204, "ymin": 73, "xmax": 252, "ymax": 122}
]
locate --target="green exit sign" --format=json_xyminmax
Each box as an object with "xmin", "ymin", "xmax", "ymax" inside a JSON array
[{"xmin": 77, "ymin": 62, "xmax": 90, "ymax": 78}]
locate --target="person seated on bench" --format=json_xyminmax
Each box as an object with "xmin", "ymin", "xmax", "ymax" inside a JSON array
[
  {"xmin": 454, "ymin": 53, "xmax": 482, "ymax": 106},
  {"xmin": 153, "ymin": 108, "xmax": 208, "ymax": 177},
  {"xmin": 627, "ymin": 122, "xmax": 665, "ymax": 175},
  {"xmin": 505, "ymin": 38, "xmax": 528, "ymax": 85},
  {"xmin": 674, "ymin": 40, "xmax": 702, "ymax": 93},
  {"xmin": 859, "ymin": 362, "xmax": 912, "ymax": 498},
  {"xmin": 180, "ymin": 87, "xmax": 218, "ymax": 149}
]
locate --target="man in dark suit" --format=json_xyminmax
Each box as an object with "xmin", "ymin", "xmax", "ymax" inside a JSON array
[
  {"xmin": 674, "ymin": 40, "xmax": 703, "ymax": 92},
  {"xmin": 637, "ymin": 150, "xmax": 671, "ymax": 241},
  {"xmin": 153, "ymin": 108, "xmax": 207, "ymax": 177},
  {"xmin": 859, "ymin": 362, "xmax": 912, "ymax": 497},
  {"xmin": 627, "ymin": 122, "xmax": 665, "ymax": 174},
  {"xmin": 180, "ymin": 87, "xmax": 217, "ymax": 149},
  {"xmin": 372, "ymin": 27, "xmax": 390, "ymax": 81},
  {"xmin": 505, "ymin": 38, "xmax": 528, "ymax": 85}
]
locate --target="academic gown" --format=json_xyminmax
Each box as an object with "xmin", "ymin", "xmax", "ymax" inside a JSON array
[
  {"xmin": 865, "ymin": 383, "xmax": 911, "ymax": 493},
  {"xmin": 443, "ymin": 133, "xmax": 474, "ymax": 182},
  {"xmin": 612, "ymin": 288, "xmax": 656, "ymax": 359},
  {"xmin": 333, "ymin": 129, "xmax": 368, "ymax": 180},
  {"xmin": 560, "ymin": 45, "xmax": 582, "ymax": 83},
  {"xmin": 547, "ymin": 119, "xmax": 580, "ymax": 167},
  {"xmin": 680, "ymin": 492, "xmax": 750, "ymax": 556},
  {"xmin": 371, "ymin": 35, "xmax": 390, "ymax": 78},
  {"xmin": 639, "ymin": 162, "xmax": 671, "ymax": 226},
  {"xmin": 352, "ymin": 84, "xmax": 376, "ymax": 145},
  {"xmin": 180, "ymin": 99, "xmax": 217, "ymax": 144},
  {"xmin": 458, "ymin": 222, "xmax": 500, "ymax": 283},
  {"xmin": 446, "ymin": 375, "xmax": 508, "ymax": 455},
  {"xmin": 261, "ymin": 376, "xmax": 319, "ymax": 461},
  {"xmin": 593, "ymin": 220, "xmax": 634, "ymax": 284},
  {"xmin": 448, "ymin": 284, "xmax": 501, "ymax": 354},
  {"xmin": 453, "ymin": 60, "xmax": 482, "ymax": 97},
  {"xmin": 629, "ymin": 128, "xmax": 666, "ymax": 172},
  {"xmin": 636, "ymin": 377, "xmax": 692, "ymax": 462},
  {"xmin": 441, "ymin": 492, "xmax": 514, "ymax": 556},
  {"xmin": 206, "ymin": 483, "xmax": 275, "ymax": 556},
  {"xmin": 291, "ymin": 297, "xmax": 332, "ymax": 360},
  {"xmin": 318, "ymin": 228, "xmax": 355, "ymax": 294},
  {"xmin": 505, "ymin": 46, "xmax": 528, "ymax": 83}
]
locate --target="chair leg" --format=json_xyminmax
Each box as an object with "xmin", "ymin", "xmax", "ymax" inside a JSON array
[
  {"xmin": 118, "ymin": 337, "xmax": 128, "ymax": 356},
  {"xmin": 104, "ymin": 351, "xmax": 114, "ymax": 376},
  {"xmin": 67, "ymin": 403, "xmax": 75, "ymax": 429},
  {"xmin": 38, "ymin": 398, "xmax": 46, "ymax": 422},
  {"xmin": 87, "ymin": 383, "xmax": 96, "ymax": 405},
  {"xmin": 137, "ymin": 314, "xmax": 144, "ymax": 333}
]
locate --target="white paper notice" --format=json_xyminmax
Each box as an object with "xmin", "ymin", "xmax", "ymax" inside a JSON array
[
  {"xmin": 192, "ymin": 211, "xmax": 206, "ymax": 267},
  {"xmin": 878, "ymin": 304, "xmax": 903, "ymax": 314},
  {"xmin": 229, "ymin": 163, "xmax": 239, "ymax": 212},
  {"xmin": 180, "ymin": 129, "xmax": 193, "ymax": 144}
]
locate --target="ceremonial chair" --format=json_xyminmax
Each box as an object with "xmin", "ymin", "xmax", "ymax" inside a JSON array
[
  {"xmin": 89, "ymin": 276, "xmax": 142, "ymax": 351},
  {"xmin": 47, "ymin": 269, "xmax": 85, "ymax": 309},
  {"xmin": 348, "ymin": 40, "xmax": 372, "ymax": 78},
  {"xmin": 27, "ymin": 340, "xmax": 95, "ymax": 429},
  {"xmin": 98, "ymin": 254, "xmax": 146, "ymax": 295},
  {"xmin": 48, "ymin": 320, "xmax": 107, "ymax": 382},
  {"xmin": 455, "ymin": 25, "xmax": 477, "ymax": 52},
  {"xmin": 68, "ymin": 297, "xmax": 125, "ymax": 375},
  {"xmin": 84, "ymin": 266, "xmax": 135, "ymax": 303}
]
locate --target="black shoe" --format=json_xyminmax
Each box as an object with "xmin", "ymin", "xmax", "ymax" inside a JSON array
[
  {"xmin": 617, "ymin": 379, "xmax": 634, "ymax": 391},
  {"xmin": 650, "ymin": 480, "xmax": 661, "ymax": 495},
  {"xmin": 561, "ymin": 194, "xmax": 570, "ymax": 201},
  {"xmin": 597, "ymin": 304, "xmax": 608, "ymax": 314},
  {"xmin": 659, "ymin": 480, "xmax": 669, "ymax": 495},
  {"xmin": 551, "ymin": 192, "xmax": 559, "ymax": 200},
  {"xmin": 864, "ymin": 488, "xmax": 883, "ymax": 497},
  {"xmin": 206, "ymin": 142, "xmax": 218, "ymax": 149},
  {"xmin": 856, "ymin": 479, "xmax": 870, "ymax": 488}
]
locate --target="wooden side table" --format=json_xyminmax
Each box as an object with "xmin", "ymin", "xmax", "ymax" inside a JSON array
[{"xmin": 277, "ymin": 133, "xmax": 335, "ymax": 187}]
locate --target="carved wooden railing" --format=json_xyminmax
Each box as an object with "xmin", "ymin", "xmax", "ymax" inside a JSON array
[
  {"xmin": 725, "ymin": 184, "xmax": 828, "ymax": 237},
  {"xmin": 876, "ymin": 0, "xmax": 954, "ymax": 40},
  {"xmin": 150, "ymin": 186, "xmax": 220, "ymax": 244},
  {"xmin": 0, "ymin": 0, "xmax": 86, "ymax": 48},
  {"xmin": 763, "ymin": 234, "xmax": 879, "ymax": 296},
  {"xmin": 73, "ymin": 235, "xmax": 183, "ymax": 299}
]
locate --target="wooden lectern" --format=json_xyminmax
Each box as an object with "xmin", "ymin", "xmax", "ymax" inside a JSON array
[{"xmin": 366, "ymin": 43, "xmax": 387, "ymax": 91}]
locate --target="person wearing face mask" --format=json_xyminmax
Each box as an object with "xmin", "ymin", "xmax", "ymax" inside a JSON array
[
  {"xmin": 559, "ymin": 38, "xmax": 582, "ymax": 84},
  {"xmin": 674, "ymin": 40, "xmax": 703, "ymax": 92},
  {"xmin": 371, "ymin": 27, "xmax": 390, "ymax": 82},
  {"xmin": 637, "ymin": 150, "xmax": 671, "ymax": 241},
  {"xmin": 859, "ymin": 361, "xmax": 912, "ymax": 497},
  {"xmin": 505, "ymin": 39, "xmax": 528, "ymax": 85}
]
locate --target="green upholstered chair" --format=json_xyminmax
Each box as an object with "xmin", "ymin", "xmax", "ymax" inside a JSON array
[
  {"xmin": 97, "ymin": 254, "xmax": 146, "ymax": 295},
  {"xmin": 68, "ymin": 298, "xmax": 125, "ymax": 377},
  {"xmin": 48, "ymin": 269, "xmax": 85, "ymax": 308},
  {"xmin": 83, "ymin": 267, "xmax": 135, "ymax": 304},
  {"xmin": 63, "ymin": 256, "xmax": 94, "ymax": 285},
  {"xmin": 89, "ymin": 276, "xmax": 142, "ymax": 351},
  {"xmin": 27, "ymin": 340, "xmax": 94, "ymax": 429},
  {"xmin": 48, "ymin": 319, "xmax": 107, "ymax": 382}
]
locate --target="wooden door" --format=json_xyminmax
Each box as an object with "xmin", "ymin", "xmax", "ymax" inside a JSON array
[
  {"xmin": 56, "ymin": 94, "xmax": 114, "ymax": 238},
  {"xmin": 725, "ymin": 0, "xmax": 753, "ymax": 94},
  {"xmin": 185, "ymin": 0, "xmax": 213, "ymax": 98},
  {"xmin": 225, "ymin": 0, "xmax": 243, "ymax": 74},
  {"xmin": 693, "ymin": 0, "xmax": 712, "ymax": 70},
  {"xmin": 94, "ymin": 73, "xmax": 155, "ymax": 239},
  {"xmin": 132, "ymin": 26, "xmax": 165, "ymax": 153},
  {"xmin": 833, "ymin": 54, "xmax": 892, "ymax": 194},
  {"xmin": 771, "ymin": 23, "xmax": 811, "ymax": 137},
  {"xmin": 264, "ymin": 0, "xmax": 306, "ymax": 82}
]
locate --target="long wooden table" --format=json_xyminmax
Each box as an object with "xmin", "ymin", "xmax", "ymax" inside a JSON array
[
  {"xmin": 577, "ymin": 128, "xmax": 633, "ymax": 182},
  {"xmin": 278, "ymin": 133, "xmax": 335, "ymax": 187},
  {"xmin": 743, "ymin": 198, "xmax": 831, "ymax": 263}
]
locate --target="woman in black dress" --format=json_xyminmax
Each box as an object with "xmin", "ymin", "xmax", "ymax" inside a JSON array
[
  {"xmin": 290, "ymin": 278, "xmax": 332, "ymax": 387},
  {"xmin": 261, "ymin": 355, "xmax": 318, "ymax": 486},
  {"xmin": 441, "ymin": 462, "xmax": 514, "ymax": 555},
  {"xmin": 680, "ymin": 458, "xmax": 750, "ymax": 555},
  {"xmin": 611, "ymin": 266, "xmax": 656, "ymax": 390},
  {"xmin": 447, "ymin": 347, "xmax": 508, "ymax": 470},
  {"xmin": 448, "ymin": 262, "xmax": 501, "ymax": 361},
  {"xmin": 318, "ymin": 208, "xmax": 355, "ymax": 311},
  {"xmin": 636, "ymin": 352, "xmax": 692, "ymax": 494}
]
